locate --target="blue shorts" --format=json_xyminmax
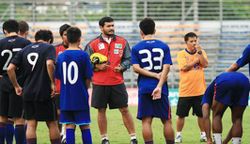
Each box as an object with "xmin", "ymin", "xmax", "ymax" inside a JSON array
[
  {"xmin": 215, "ymin": 80, "xmax": 249, "ymax": 106},
  {"xmin": 137, "ymin": 93, "xmax": 171, "ymax": 120},
  {"xmin": 60, "ymin": 110, "xmax": 90, "ymax": 125}
]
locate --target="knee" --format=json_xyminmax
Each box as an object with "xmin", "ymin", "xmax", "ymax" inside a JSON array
[{"xmin": 119, "ymin": 107, "xmax": 129, "ymax": 115}]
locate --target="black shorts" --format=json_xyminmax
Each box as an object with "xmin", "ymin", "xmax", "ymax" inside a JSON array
[
  {"xmin": 176, "ymin": 96, "xmax": 203, "ymax": 117},
  {"xmin": 24, "ymin": 100, "xmax": 57, "ymax": 121},
  {"xmin": 91, "ymin": 83, "xmax": 128, "ymax": 109},
  {"xmin": 54, "ymin": 94, "xmax": 60, "ymax": 110},
  {"xmin": 0, "ymin": 78, "xmax": 24, "ymax": 118}
]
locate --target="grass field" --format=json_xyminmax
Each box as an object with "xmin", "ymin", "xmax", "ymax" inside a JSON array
[{"xmin": 35, "ymin": 106, "xmax": 250, "ymax": 144}]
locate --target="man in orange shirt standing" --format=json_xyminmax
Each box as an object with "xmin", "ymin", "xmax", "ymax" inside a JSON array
[{"xmin": 175, "ymin": 32, "xmax": 208, "ymax": 143}]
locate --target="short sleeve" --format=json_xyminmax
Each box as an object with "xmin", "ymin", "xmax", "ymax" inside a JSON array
[
  {"xmin": 131, "ymin": 46, "xmax": 139, "ymax": 64},
  {"xmin": 47, "ymin": 45, "xmax": 56, "ymax": 61},
  {"xmin": 10, "ymin": 49, "xmax": 23, "ymax": 67},
  {"xmin": 83, "ymin": 52, "xmax": 93, "ymax": 79},
  {"xmin": 163, "ymin": 44, "xmax": 173, "ymax": 65},
  {"xmin": 236, "ymin": 45, "xmax": 250, "ymax": 68},
  {"xmin": 177, "ymin": 51, "xmax": 187, "ymax": 70}
]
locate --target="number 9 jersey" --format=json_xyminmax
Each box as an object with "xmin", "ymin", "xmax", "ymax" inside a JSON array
[
  {"xmin": 10, "ymin": 42, "xmax": 56, "ymax": 101},
  {"xmin": 131, "ymin": 39, "xmax": 172, "ymax": 95}
]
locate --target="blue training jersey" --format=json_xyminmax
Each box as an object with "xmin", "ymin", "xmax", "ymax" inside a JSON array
[
  {"xmin": 131, "ymin": 39, "xmax": 172, "ymax": 95},
  {"xmin": 236, "ymin": 44, "xmax": 250, "ymax": 76},
  {"xmin": 202, "ymin": 72, "xmax": 249, "ymax": 105},
  {"xmin": 55, "ymin": 50, "xmax": 93, "ymax": 111}
]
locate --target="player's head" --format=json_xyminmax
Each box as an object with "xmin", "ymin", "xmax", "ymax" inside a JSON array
[
  {"xmin": 184, "ymin": 32, "xmax": 198, "ymax": 51},
  {"xmin": 139, "ymin": 17, "xmax": 156, "ymax": 36},
  {"xmin": 35, "ymin": 30, "xmax": 54, "ymax": 44},
  {"xmin": 67, "ymin": 27, "xmax": 81, "ymax": 44},
  {"xmin": 18, "ymin": 20, "xmax": 29, "ymax": 38},
  {"xmin": 2, "ymin": 19, "xmax": 19, "ymax": 35},
  {"xmin": 59, "ymin": 24, "xmax": 71, "ymax": 47},
  {"xmin": 99, "ymin": 16, "xmax": 114, "ymax": 36}
]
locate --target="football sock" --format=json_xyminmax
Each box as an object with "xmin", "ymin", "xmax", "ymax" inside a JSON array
[
  {"xmin": 232, "ymin": 137, "xmax": 241, "ymax": 144},
  {"xmin": 81, "ymin": 128, "xmax": 92, "ymax": 144},
  {"xmin": 201, "ymin": 131, "xmax": 206, "ymax": 136},
  {"xmin": 101, "ymin": 134, "xmax": 108, "ymax": 140},
  {"xmin": 5, "ymin": 121, "xmax": 14, "ymax": 144},
  {"xmin": 130, "ymin": 133, "xmax": 137, "ymax": 140},
  {"xmin": 66, "ymin": 128, "xmax": 75, "ymax": 144},
  {"xmin": 0, "ymin": 122, "xmax": 6, "ymax": 144},
  {"xmin": 213, "ymin": 133, "xmax": 222, "ymax": 144},
  {"xmin": 176, "ymin": 131, "xmax": 181, "ymax": 137},
  {"xmin": 15, "ymin": 125, "xmax": 25, "ymax": 144}
]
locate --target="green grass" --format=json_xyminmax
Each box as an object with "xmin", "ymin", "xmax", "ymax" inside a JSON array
[{"xmin": 36, "ymin": 106, "xmax": 250, "ymax": 144}]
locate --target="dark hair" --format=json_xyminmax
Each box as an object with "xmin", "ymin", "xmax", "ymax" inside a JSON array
[
  {"xmin": 59, "ymin": 24, "xmax": 71, "ymax": 37},
  {"xmin": 184, "ymin": 32, "xmax": 197, "ymax": 42},
  {"xmin": 35, "ymin": 30, "xmax": 54, "ymax": 44},
  {"xmin": 139, "ymin": 18, "xmax": 155, "ymax": 35},
  {"xmin": 2, "ymin": 19, "xmax": 19, "ymax": 33},
  {"xmin": 18, "ymin": 20, "xmax": 29, "ymax": 34},
  {"xmin": 67, "ymin": 27, "xmax": 81, "ymax": 43},
  {"xmin": 99, "ymin": 16, "xmax": 114, "ymax": 27}
]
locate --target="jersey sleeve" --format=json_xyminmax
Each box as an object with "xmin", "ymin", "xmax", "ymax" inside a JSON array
[
  {"xmin": 47, "ymin": 45, "xmax": 56, "ymax": 61},
  {"xmin": 163, "ymin": 44, "xmax": 173, "ymax": 65},
  {"xmin": 236, "ymin": 45, "xmax": 250, "ymax": 68},
  {"xmin": 55, "ymin": 56, "xmax": 61, "ymax": 79},
  {"xmin": 10, "ymin": 49, "xmax": 23, "ymax": 67},
  {"xmin": 177, "ymin": 51, "xmax": 187, "ymax": 70}
]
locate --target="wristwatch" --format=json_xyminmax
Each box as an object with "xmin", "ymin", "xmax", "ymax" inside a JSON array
[{"xmin": 197, "ymin": 50, "xmax": 202, "ymax": 55}]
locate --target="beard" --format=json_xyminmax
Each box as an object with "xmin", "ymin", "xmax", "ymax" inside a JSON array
[{"xmin": 104, "ymin": 30, "xmax": 115, "ymax": 37}]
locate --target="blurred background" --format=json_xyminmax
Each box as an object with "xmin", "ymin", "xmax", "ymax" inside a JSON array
[{"xmin": 0, "ymin": 0, "xmax": 250, "ymax": 90}]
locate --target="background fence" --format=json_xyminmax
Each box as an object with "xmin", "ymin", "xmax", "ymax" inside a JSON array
[{"xmin": 1, "ymin": 0, "xmax": 250, "ymax": 88}]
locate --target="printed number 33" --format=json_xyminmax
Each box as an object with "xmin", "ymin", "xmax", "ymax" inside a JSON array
[{"xmin": 139, "ymin": 48, "xmax": 164, "ymax": 70}]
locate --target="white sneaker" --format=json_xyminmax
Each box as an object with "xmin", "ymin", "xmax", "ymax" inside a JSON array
[
  {"xmin": 200, "ymin": 135, "xmax": 207, "ymax": 142},
  {"xmin": 175, "ymin": 135, "xmax": 182, "ymax": 143}
]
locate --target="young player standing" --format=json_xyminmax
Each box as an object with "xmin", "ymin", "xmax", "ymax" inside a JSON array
[
  {"xmin": 55, "ymin": 27, "xmax": 93, "ymax": 144},
  {"xmin": 131, "ymin": 18, "xmax": 175, "ymax": 144}
]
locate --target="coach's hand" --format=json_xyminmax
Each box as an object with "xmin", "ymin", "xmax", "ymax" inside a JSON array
[
  {"xmin": 95, "ymin": 62, "xmax": 108, "ymax": 71},
  {"xmin": 114, "ymin": 64, "xmax": 123, "ymax": 72},
  {"xmin": 15, "ymin": 85, "xmax": 22, "ymax": 96},
  {"xmin": 152, "ymin": 87, "xmax": 162, "ymax": 100}
]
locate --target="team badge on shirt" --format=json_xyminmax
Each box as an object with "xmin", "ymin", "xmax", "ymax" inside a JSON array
[
  {"xmin": 115, "ymin": 43, "xmax": 122, "ymax": 49},
  {"xmin": 98, "ymin": 43, "xmax": 105, "ymax": 50}
]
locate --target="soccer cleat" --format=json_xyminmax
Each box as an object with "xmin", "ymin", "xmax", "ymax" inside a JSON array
[
  {"xmin": 61, "ymin": 134, "xmax": 66, "ymax": 144},
  {"xmin": 175, "ymin": 135, "xmax": 182, "ymax": 143},
  {"xmin": 200, "ymin": 135, "xmax": 207, "ymax": 142},
  {"xmin": 130, "ymin": 138, "xmax": 138, "ymax": 144},
  {"xmin": 101, "ymin": 139, "xmax": 110, "ymax": 144}
]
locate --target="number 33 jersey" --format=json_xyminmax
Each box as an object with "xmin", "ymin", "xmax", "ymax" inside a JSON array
[
  {"xmin": 131, "ymin": 39, "xmax": 172, "ymax": 95},
  {"xmin": 11, "ymin": 42, "xmax": 56, "ymax": 101}
]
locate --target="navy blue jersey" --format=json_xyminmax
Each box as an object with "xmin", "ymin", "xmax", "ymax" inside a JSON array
[
  {"xmin": 236, "ymin": 44, "xmax": 250, "ymax": 76},
  {"xmin": 202, "ymin": 72, "xmax": 250, "ymax": 106},
  {"xmin": 0, "ymin": 35, "xmax": 31, "ymax": 76},
  {"xmin": 131, "ymin": 39, "xmax": 172, "ymax": 95},
  {"xmin": 55, "ymin": 50, "xmax": 93, "ymax": 111},
  {"xmin": 11, "ymin": 42, "xmax": 56, "ymax": 101}
]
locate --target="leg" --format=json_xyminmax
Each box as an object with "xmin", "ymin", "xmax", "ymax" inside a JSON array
[
  {"xmin": 212, "ymin": 100, "xmax": 226, "ymax": 144},
  {"xmin": 26, "ymin": 120, "xmax": 37, "ymax": 143},
  {"xmin": 65, "ymin": 124, "xmax": 75, "ymax": 144},
  {"xmin": 161, "ymin": 119, "xmax": 174, "ymax": 144},
  {"xmin": 202, "ymin": 104, "xmax": 212, "ymax": 143},
  {"xmin": 119, "ymin": 107, "xmax": 136, "ymax": 135},
  {"xmin": 46, "ymin": 120, "xmax": 61, "ymax": 144},
  {"xmin": 80, "ymin": 125, "xmax": 92, "ymax": 144},
  {"xmin": 230, "ymin": 106, "xmax": 246, "ymax": 144},
  {"xmin": 13, "ymin": 117, "xmax": 25, "ymax": 144},
  {"xmin": 142, "ymin": 117, "xmax": 153, "ymax": 143},
  {"xmin": 97, "ymin": 108, "xmax": 107, "ymax": 137},
  {"xmin": 176, "ymin": 117, "xmax": 185, "ymax": 133}
]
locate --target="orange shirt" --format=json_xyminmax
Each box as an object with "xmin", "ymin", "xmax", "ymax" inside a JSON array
[{"xmin": 177, "ymin": 49, "xmax": 208, "ymax": 97}]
